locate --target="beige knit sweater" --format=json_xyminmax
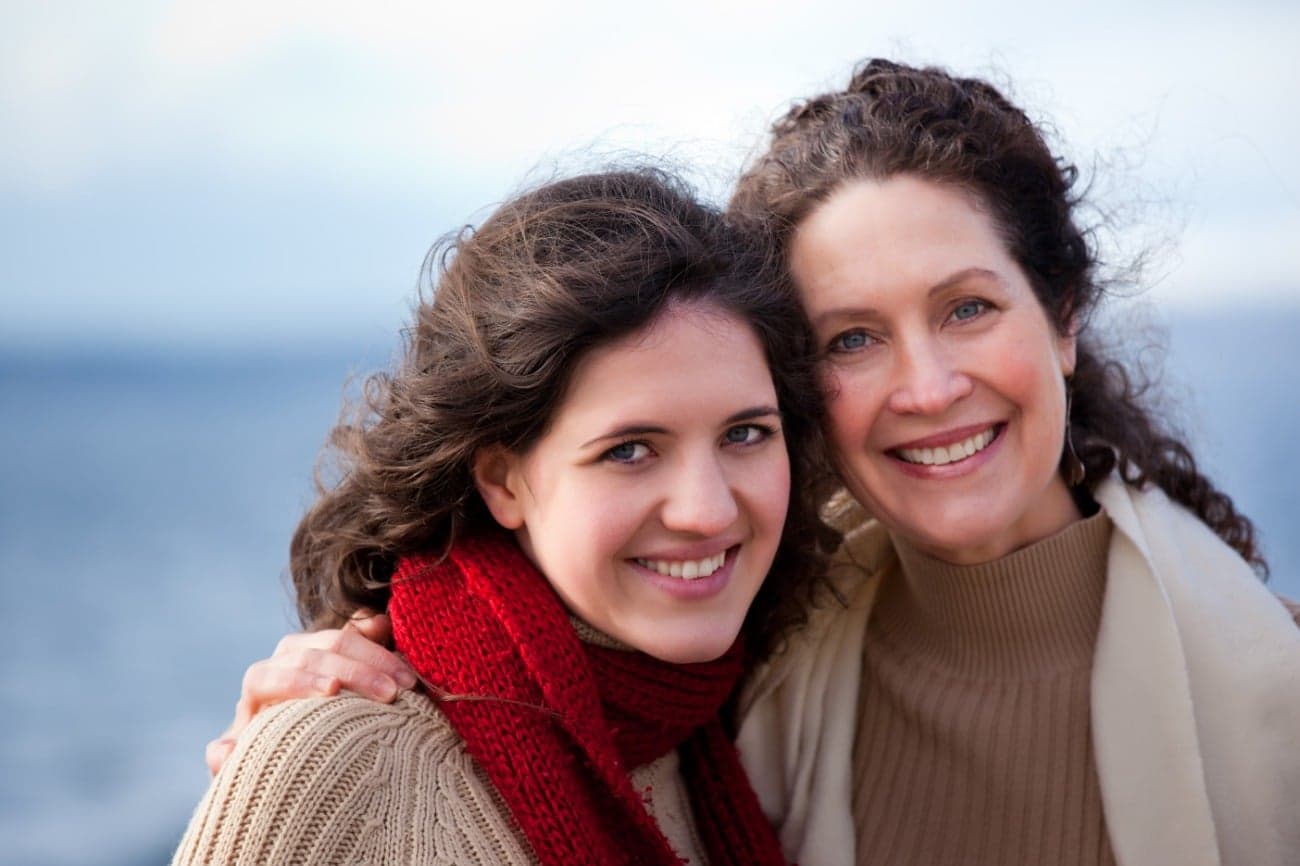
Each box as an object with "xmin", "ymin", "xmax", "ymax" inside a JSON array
[{"xmin": 173, "ymin": 619, "xmax": 710, "ymax": 866}]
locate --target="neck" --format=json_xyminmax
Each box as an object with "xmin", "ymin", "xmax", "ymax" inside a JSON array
[
  {"xmin": 875, "ymin": 510, "xmax": 1111, "ymax": 678},
  {"xmin": 910, "ymin": 477, "xmax": 1084, "ymax": 566}
]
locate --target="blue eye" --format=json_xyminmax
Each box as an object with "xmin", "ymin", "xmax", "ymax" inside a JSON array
[
  {"xmin": 724, "ymin": 424, "xmax": 772, "ymax": 446},
  {"xmin": 829, "ymin": 330, "xmax": 874, "ymax": 353},
  {"xmin": 605, "ymin": 441, "xmax": 651, "ymax": 463},
  {"xmin": 952, "ymin": 300, "xmax": 987, "ymax": 321}
]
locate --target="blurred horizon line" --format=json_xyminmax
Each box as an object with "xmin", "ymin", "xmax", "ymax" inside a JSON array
[{"xmin": 3, "ymin": 297, "xmax": 1298, "ymax": 365}]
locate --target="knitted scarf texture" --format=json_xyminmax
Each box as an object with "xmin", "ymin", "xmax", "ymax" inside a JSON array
[{"xmin": 389, "ymin": 532, "xmax": 787, "ymax": 866}]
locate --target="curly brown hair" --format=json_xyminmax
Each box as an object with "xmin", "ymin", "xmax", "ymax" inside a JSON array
[
  {"xmin": 290, "ymin": 167, "xmax": 840, "ymax": 663},
  {"xmin": 731, "ymin": 58, "xmax": 1265, "ymax": 573}
]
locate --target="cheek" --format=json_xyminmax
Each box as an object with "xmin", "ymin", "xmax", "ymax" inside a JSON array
[
  {"xmin": 996, "ymin": 314, "xmax": 1072, "ymax": 402},
  {"xmin": 994, "ymin": 355, "xmax": 1067, "ymax": 462},
  {"xmin": 531, "ymin": 478, "xmax": 640, "ymax": 569},
  {"xmin": 822, "ymin": 368, "xmax": 878, "ymax": 449},
  {"xmin": 1005, "ymin": 352, "xmax": 1065, "ymax": 418},
  {"xmin": 762, "ymin": 453, "xmax": 793, "ymax": 528},
  {"xmin": 737, "ymin": 451, "xmax": 793, "ymax": 568},
  {"xmin": 578, "ymin": 491, "xmax": 646, "ymax": 557}
]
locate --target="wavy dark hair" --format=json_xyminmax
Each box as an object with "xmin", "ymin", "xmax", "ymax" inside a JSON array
[
  {"xmin": 291, "ymin": 167, "xmax": 840, "ymax": 663},
  {"xmin": 731, "ymin": 58, "xmax": 1265, "ymax": 573}
]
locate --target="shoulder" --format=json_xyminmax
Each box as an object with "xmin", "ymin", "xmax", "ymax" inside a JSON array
[
  {"xmin": 217, "ymin": 689, "xmax": 468, "ymax": 790},
  {"xmin": 822, "ymin": 488, "xmax": 894, "ymax": 581},
  {"xmin": 1096, "ymin": 477, "xmax": 1258, "ymax": 588},
  {"xmin": 1095, "ymin": 476, "xmax": 1299, "ymax": 636},
  {"xmin": 172, "ymin": 692, "xmax": 534, "ymax": 866},
  {"xmin": 741, "ymin": 491, "xmax": 890, "ymax": 705}
]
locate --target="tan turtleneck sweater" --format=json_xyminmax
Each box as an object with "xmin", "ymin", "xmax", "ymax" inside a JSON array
[
  {"xmin": 852, "ymin": 511, "xmax": 1116, "ymax": 866},
  {"xmin": 172, "ymin": 622, "xmax": 709, "ymax": 866}
]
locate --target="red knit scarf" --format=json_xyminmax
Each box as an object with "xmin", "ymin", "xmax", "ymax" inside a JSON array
[{"xmin": 389, "ymin": 532, "xmax": 788, "ymax": 866}]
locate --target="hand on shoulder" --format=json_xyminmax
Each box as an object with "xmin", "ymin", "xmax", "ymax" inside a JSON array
[{"xmin": 205, "ymin": 611, "xmax": 415, "ymax": 775}]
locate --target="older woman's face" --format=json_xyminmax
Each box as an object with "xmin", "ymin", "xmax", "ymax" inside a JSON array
[{"xmin": 789, "ymin": 175, "xmax": 1080, "ymax": 564}]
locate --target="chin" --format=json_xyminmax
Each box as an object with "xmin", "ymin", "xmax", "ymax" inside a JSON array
[
  {"xmin": 873, "ymin": 506, "xmax": 983, "ymax": 559},
  {"xmin": 639, "ymin": 628, "xmax": 740, "ymax": 665},
  {"xmin": 903, "ymin": 510, "xmax": 1037, "ymax": 564}
]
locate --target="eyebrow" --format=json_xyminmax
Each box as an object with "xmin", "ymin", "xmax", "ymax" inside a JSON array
[
  {"xmin": 811, "ymin": 267, "xmax": 1003, "ymax": 327},
  {"xmin": 580, "ymin": 404, "xmax": 782, "ymax": 448}
]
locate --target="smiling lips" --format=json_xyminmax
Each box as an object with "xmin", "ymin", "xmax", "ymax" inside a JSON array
[
  {"xmin": 894, "ymin": 425, "xmax": 999, "ymax": 466},
  {"xmin": 634, "ymin": 550, "xmax": 729, "ymax": 581}
]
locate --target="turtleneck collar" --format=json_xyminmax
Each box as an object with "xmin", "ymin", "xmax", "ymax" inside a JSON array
[
  {"xmin": 571, "ymin": 616, "xmax": 633, "ymax": 651},
  {"xmin": 871, "ymin": 510, "xmax": 1112, "ymax": 679}
]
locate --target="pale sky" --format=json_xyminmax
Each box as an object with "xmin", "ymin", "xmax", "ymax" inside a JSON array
[{"xmin": 3, "ymin": 0, "xmax": 1298, "ymax": 349}]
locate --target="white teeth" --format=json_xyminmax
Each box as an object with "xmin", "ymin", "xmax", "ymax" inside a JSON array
[
  {"xmin": 634, "ymin": 551, "xmax": 727, "ymax": 581},
  {"xmin": 898, "ymin": 427, "xmax": 997, "ymax": 466}
]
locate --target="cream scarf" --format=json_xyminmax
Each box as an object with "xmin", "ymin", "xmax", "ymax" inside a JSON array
[{"xmin": 736, "ymin": 477, "xmax": 1300, "ymax": 866}]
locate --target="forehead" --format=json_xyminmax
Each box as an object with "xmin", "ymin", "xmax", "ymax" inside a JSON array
[
  {"xmin": 790, "ymin": 176, "xmax": 1013, "ymax": 306},
  {"xmin": 550, "ymin": 302, "xmax": 776, "ymax": 428}
]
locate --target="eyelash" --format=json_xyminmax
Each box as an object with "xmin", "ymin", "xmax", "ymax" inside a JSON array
[
  {"xmin": 827, "ymin": 329, "xmax": 877, "ymax": 355},
  {"xmin": 603, "ymin": 440, "xmax": 652, "ymax": 464},
  {"xmin": 949, "ymin": 298, "xmax": 990, "ymax": 322},
  {"xmin": 600, "ymin": 423, "xmax": 778, "ymax": 465},
  {"xmin": 724, "ymin": 423, "xmax": 778, "ymax": 447},
  {"xmin": 826, "ymin": 298, "xmax": 993, "ymax": 354}
]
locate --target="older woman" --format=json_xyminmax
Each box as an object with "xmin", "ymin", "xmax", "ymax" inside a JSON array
[
  {"xmin": 727, "ymin": 59, "xmax": 1298, "ymax": 866},
  {"xmin": 212, "ymin": 60, "xmax": 1300, "ymax": 866}
]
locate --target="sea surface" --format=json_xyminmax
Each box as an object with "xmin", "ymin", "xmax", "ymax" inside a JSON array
[{"xmin": 2, "ymin": 307, "xmax": 1297, "ymax": 865}]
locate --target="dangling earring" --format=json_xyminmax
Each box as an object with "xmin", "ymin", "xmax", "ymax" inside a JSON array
[{"xmin": 1062, "ymin": 385, "xmax": 1085, "ymax": 487}]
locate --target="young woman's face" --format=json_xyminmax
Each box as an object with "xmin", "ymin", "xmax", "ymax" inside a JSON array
[
  {"xmin": 789, "ymin": 175, "xmax": 1080, "ymax": 564},
  {"xmin": 476, "ymin": 302, "xmax": 790, "ymax": 663}
]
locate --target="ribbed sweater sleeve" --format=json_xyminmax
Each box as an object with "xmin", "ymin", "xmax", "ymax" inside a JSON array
[{"xmin": 171, "ymin": 691, "xmax": 537, "ymax": 866}]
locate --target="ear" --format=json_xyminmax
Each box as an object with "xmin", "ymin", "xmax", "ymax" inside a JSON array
[
  {"xmin": 1058, "ymin": 315, "xmax": 1078, "ymax": 378},
  {"xmin": 472, "ymin": 445, "xmax": 527, "ymax": 530}
]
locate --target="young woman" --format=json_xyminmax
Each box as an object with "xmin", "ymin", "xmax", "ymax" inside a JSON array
[
  {"xmin": 213, "ymin": 62, "xmax": 1300, "ymax": 866},
  {"xmin": 173, "ymin": 168, "xmax": 834, "ymax": 865}
]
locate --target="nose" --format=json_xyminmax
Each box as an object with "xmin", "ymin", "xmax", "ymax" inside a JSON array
[
  {"xmin": 886, "ymin": 336, "xmax": 973, "ymax": 415},
  {"xmin": 660, "ymin": 451, "xmax": 740, "ymax": 536}
]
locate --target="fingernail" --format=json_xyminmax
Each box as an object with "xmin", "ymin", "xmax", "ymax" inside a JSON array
[
  {"xmin": 313, "ymin": 676, "xmax": 336, "ymax": 694},
  {"xmin": 396, "ymin": 669, "xmax": 417, "ymax": 689}
]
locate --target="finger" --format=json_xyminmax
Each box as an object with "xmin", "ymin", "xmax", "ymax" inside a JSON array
[
  {"xmin": 205, "ymin": 737, "xmax": 235, "ymax": 777},
  {"xmin": 348, "ymin": 610, "xmax": 394, "ymax": 647},
  {"xmin": 239, "ymin": 659, "xmax": 340, "ymax": 721},
  {"xmin": 274, "ymin": 627, "xmax": 413, "ymax": 687},
  {"xmin": 289, "ymin": 646, "xmax": 407, "ymax": 701},
  {"xmin": 347, "ymin": 614, "xmax": 414, "ymax": 686},
  {"xmin": 323, "ymin": 626, "xmax": 416, "ymax": 689}
]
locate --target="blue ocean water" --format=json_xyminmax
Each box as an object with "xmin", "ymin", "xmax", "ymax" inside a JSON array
[
  {"xmin": 2, "ymin": 308, "xmax": 1296, "ymax": 865},
  {"xmin": 0, "ymin": 349, "xmax": 377, "ymax": 865}
]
